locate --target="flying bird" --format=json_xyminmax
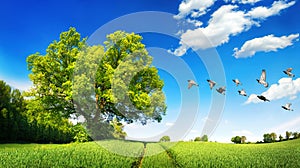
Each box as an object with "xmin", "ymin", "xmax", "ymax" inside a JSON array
[
  {"xmin": 207, "ymin": 79, "xmax": 216, "ymax": 90},
  {"xmin": 238, "ymin": 89, "xmax": 247, "ymax": 97},
  {"xmin": 256, "ymin": 69, "xmax": 269, "ymax": 88},
  {"xmin": 187, "ymin": 80, "xmax": 199, "ymax": 89},
  {"xmin": 283, "ymin": 68, "xmax": 295, "ymax": 77},
  {"xmin": 281, "ymin": 103, "xmax": 293, "ymax": 111},
  {"xmin": 257, "ymin": 95, "xmax": 270, "ymax": 102},
  {"xmin": 216, "ymin": 86, "xmax": 226, "ymax": 95},
  {"xmin": 232, "ymin": 79, "xmax": 241, "ymax": 86}
]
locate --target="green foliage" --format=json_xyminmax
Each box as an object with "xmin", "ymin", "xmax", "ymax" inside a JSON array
[
  {"xmin": 286, "ymin": 131, "xmax": 292, "ymax": 140},
  {"xmin": 0, "ymin": 80, "xmax": 29, "ymax": 142},
  {"xmin": 292, "ymin": 132, "xmax": 298, "ymax": 139},
  {"xmin": 263, "ymin": 133, "xmax": 272, "ymax": 143},
  {"xmin": 159, "ymin": 136, "xmax": 171, "ymax": 142},
  {"xmin": 231, "ymin": 136, "xmax": 241, "ymax": 144},
  {"xmin": 270, "ymin": 132, "xmax": 277, "ymax": 142},
  {"xmin": 195, "ymin": 135, "xmax": 208, "ymax": 142},
  {"xmin": 194, "ymin": 137, "xmax": 201, "ymax": 141},
  {"xmin": 241, "ymin": 136, "xmax": 246, "ymax": 144},
  {"xmin": 26, "ymin": 27, "xmax": 86, "ymax": 118},
  {"xmin": 94, "ymin": 31, "xmax": 167, "ymax": 124},
  {"xmin": 74, "ymin": 31, "xmax": 167, "ymax": 139},
  {"xmin": 201, "ymin": 135, "xmax": 208, "ymax": 142},
  {"xmin": 72, "ymin": 124, "xmax": 90, "ymax": 143}
]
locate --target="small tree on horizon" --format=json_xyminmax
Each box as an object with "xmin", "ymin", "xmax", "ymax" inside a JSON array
[
  {"xmin": 159, "ymin": 136, "xmax": 170, "ymax": 142},
  {"xmin": 201, "ymin": 135, "xmax": 208, "ymax": 142},
  {"xmin": 286, "ymin": 131, "xmax": 292, "ymax": 140},
  {"xmin": 279, "ymin": 134, "xmax": 283, "ymax": 141},
  {"xmin": 241, "ymin": 136, "xmax": 247, "ymax": 144},
  {"xmin": 194, "ymin": 137, "xmax": 201, "ymax": 141},
  {"xmin": 231, "ymin": 136, "xmax": 241, "ymax": 144},
  {"xmin": 263, "ymin": 133, "xmax": 272, "ymax": 143},
  {"xmin": 270, "ymin": 132, "xmax": 277, "ymax": 142},
  {"xmin": 292, "ymin": 132, "xmax": 298, "ymax": 139}
]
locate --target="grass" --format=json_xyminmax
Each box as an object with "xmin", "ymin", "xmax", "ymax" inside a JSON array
[{"xmin": 0, "ymin": 139, "xmax": 300, "ymax": 167}]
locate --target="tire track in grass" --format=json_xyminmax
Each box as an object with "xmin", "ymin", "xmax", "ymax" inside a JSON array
[
  {"xmin": 159, "ymin": 143, "xmax": 182, "ymax": 168},
  {"xmin": 131, "ymin": 142, "xmax": 147, "ymax": 168}
]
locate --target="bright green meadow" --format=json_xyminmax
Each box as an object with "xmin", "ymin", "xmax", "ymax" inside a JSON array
[{"xmin": 1, "ymin": 139, "xmax": 300, "ymax": 167}]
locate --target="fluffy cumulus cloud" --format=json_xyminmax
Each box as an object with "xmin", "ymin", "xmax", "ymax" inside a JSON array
[
  {"xmin": 245, "ymin": 78, "xmax": 300, "ymax": 104},
  {"xmin": 172, "ymin": 5, "xmax": 253, "ymax": 56},
  {"xmin": 233, "ymin": 34, "xmax": 299, "ymax": 58},
  {"xmin": 170, "ymin": 0, "xmax": 296, "ymax": 56},
  {"xmin": 225, "ymin": 0, "xmax": 261, "ymax": 4},
  {"xmin": 248, "ymin": 1, "xmax": 296, "ymax": 19},
  {"xmin": 174, "ymin": 0, "xmax": 216, "ymax": 19}
]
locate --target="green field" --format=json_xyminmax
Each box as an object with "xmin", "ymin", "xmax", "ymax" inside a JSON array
[{"xmin": 1, "ymin": 139, "xmax": 300, "ymax": 168}]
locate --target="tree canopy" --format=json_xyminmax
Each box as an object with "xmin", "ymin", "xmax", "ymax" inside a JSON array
[
  {"xmin": 26, "ymin": 28, "xmax": 167, "ymax": 140},
  {"xmin": 159, "ymin": 136, "xmax": 171, "ymax": 142}
]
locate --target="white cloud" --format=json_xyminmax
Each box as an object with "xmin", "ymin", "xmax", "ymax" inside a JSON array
[
  {"xmin": 168, "ymin": 44, "xmax": 188, "ymax": 56},
  {"xmin": 233, "ymin": 34, "xmax": 299, "ymax": 58},
  {"xmin": 186, "ymin": 18, "xmax": 203, "ymax": 27},
  {"xmin": 171, "ymin": 5, "xmax": 254, "ymax": 56},
  {"xmin": 248, "ymin": 1, "xmax": 296, "ymax": 19},
  {"xmin": 165, "ymin": 122, "xmax": 174, "ymax": 126},
  {"xmin": 174, "ymin": 0, "xmax": 216, "ymax": 19},
  {"xmin": 245, "ymin": 94, "xmax": 260, "ymax": 104},
  {"xmin": 190, "ymin": 129, "xmax": 198, "ymax": 133},
  {"xmin": 246, "ymin": 78, "xmax": 300, "ymax": 104},
  {"xmin": 171, "ymin": 1, "xmax": 296, "ymax": 56},
  {"xmin": 225, "ymin": 0, "xmax": 261, "ymax": 5},
  {"xmin": 232, "ymin": 129, "xmax": 253, "ymax": 135}
]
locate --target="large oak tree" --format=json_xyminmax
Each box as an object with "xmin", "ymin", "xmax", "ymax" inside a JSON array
[{"xmin": 27, "ymin": 28, "xmax": 167, "ymax": 139}]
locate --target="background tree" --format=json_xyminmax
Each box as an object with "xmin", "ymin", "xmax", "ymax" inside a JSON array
[
  {"xmin": 286, "ymin": 131, "xmax": 292, "ymax": 140},
  {"xmin": 159, "ymin": 136, "xmax": 170, "ymax": 142},
  {"xmin": 279, "ymin": 134, "xmax": 283, "ymax": 141},
  {"xmin": 292, "ymin": 132, "xmax": 298, "ymax": 139},
  {"xmin": 201, "ymin": 135, "xmax": 208, "ymax": 142},
  {"xmin": 194, "ymin": 137, "xmax": 201, "ymax": 141},
  {"xmin": 0, "ymin": 80, "xmax": 12, "ymax": 141},
  {"xmin": 263, "ymin": 133, "xmax": 272, "ymax": 143},
  {"xmin": 241, "ymin": 136, "xmax": 247, "ymax": 144},
  {"xmin": 270, "ymin": 132, "xmax": 277, "ymax": 142},
  {"xmin": 231, "ymin": 136, "xmax": 241, "ymax": 144}
]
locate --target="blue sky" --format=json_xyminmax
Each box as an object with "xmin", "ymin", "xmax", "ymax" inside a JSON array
[{"xmin": 1, "ymin": 0, "xmax": 300, "ymax": 142}]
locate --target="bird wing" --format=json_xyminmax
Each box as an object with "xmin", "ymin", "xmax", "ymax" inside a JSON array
[
  {"xmin": 241, "ymin": 90, "xmax": 246, "ymax": 95},
  {"xmin": 188, "ymin": 83, "xmax": 193, "ymax": 89},
  {"xmin": 260, "ymin": 70, "xmax": 266, "ymax": 81},
  {"xmin": 287, "ymin": 103, "xmax": 292, "ymax": 108},
  {"xmin": 287, "ymin": 68, "xmax": 293, "ymax": 72},
  {"xmin": 209, "ymin": 82, "xmax": 215, "ymax": 89}
]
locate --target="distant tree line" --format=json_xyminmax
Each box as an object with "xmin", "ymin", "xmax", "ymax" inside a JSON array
[
  {"xmin": 0, "ymin": 80, "xmax": 90, "ymax": 143},
  {"xmin": 231, "ymin": 131, "xmax": 300, "ymax": 144},
  {"xmin": 259, "ymin": 131, "xmax": 300, "ymax": 143},
  {"xmin": 194, "ymin": 135, "xmax": 208, "ymax": 142}
]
